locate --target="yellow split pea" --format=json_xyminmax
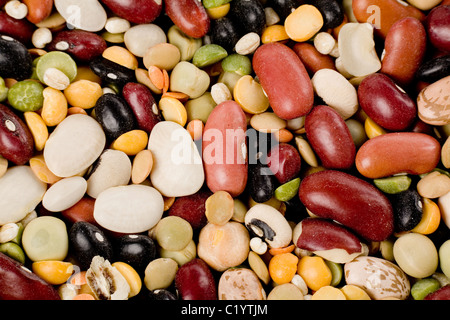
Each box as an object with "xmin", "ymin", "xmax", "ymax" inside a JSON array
[
  {"xmin": 41, "ymin": 87, "xmax": 68, "ymax": 127},
  {"xmin": 64, "ymin": 80, "xmax": 103, "ymax": 109}
]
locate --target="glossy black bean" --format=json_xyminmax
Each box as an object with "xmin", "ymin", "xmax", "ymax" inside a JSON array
[
  {"xmin": 209, "ymin": 17, "xmax": 241, "ymax": 53},
  {"xmin": 114, "ymin": 234, "xmax": 156, "ymax": 274},
  {"xmin": 229, "ymin": 0, "xmax": 266, "ymax": 35},
  {"xmin": 248, "ymin": 162, "xmax": 276, "ymax": 203},
  {"xmin": 147, "ymin": 289, "xmax": 178, "ymax": 300},
  {"xmin": 69, "ymin": 221, "xmax": 113, "ymax": 270},
  {"xmin": 416, "ymin": 55, "xmax": 450, "ymax": 83},
  {"xmin": 267, "ymin": 0, "xmax": 301, "ymax": 20},
  {"xmin": 313, "ymin": 0, "xmax": 344, "ymax": 29},
  {"xmin": 94, "ymin": 93, "xmax": 137, "ymax": 141},
  {"xmin": 90, "ymin": 56, "xmax": 136, "ymax": 88},
  {"xmin": 0, "ymin": 35, "xmax": 32, "ymax": 80},
  {"xmin": 390, "ymin": 189, "xmax": 423, "ymax": 232}
]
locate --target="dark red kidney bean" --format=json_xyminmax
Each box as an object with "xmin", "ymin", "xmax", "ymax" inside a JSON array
[
  {"xmin": 115, "ymin": 234, "xmax": 157, "ymax": 274},
  {"xmin": 253, "ymin": 42, "xmax": 314, "ymax": 120},
  {"xmin": 210, "ymin": 17, "xmax": 241, "ymax": 53},
  {"xmin": 299, "ymin": 170, "xmax": 394, "ymax": 241},
  {"xmin": 62, "ymin": 196, "xmax": 98, "ymax": 226},
  {"xmin": 314, "ymin": 0, "xmax": 344, "ymax": 29},
  {"xmin": 0, "ymin": 35, "xmax": 32, "ymax": 81},
  {"xmin": 202, "ymin": 100, "xmax": 248, "ymax": 197},
  {"xmin": 0, "ymin": 12, "xmax": 34, "ymax": 44},
  {"xmin": 175, "ymin": 258, "xmax": 217, "ymax": 300},
  {"xmin": 410, "ymin": 119, "xmax": 435, "ymax": 136},
  {"xmin": 292, "ymin": 42, "xmax": 336, "ymax": 76},
  {"xmin": 426, "ymin": 5, "xmax": 450, "ymax": 53},
  {"xmin": 305, "ymin": 105, "xmax": 355, "ymax": 170},
  {"xmin": 424, "ymin": 285, "xmax": 450, "ymax": 300},
  {"xmin": 168, "ymin": 188, "xmax": 212, "ymax": 230},
  {"xmin": 267, "ymin": 143, "xmax": 301, "ymax": 184},
  {"xmin": 90, "ymin": 56, "xmax": 136, "ymax": 89},
  {"xmin": 122, "ymin": 82, "xmax": 161, "ymax": 134},
  {"xmin": 381, "ymin": 17, "xmax": 427, "ymax": 86},
  {"xmin": 69, "ymin": 221, "xmax": 114, "ymax": 270},
  {"xmin": 416, "ymin": 55, "xmax": 450, "ymax": 83},
  {"xmin": 293, "ymin": 217, "xmax": 364, "ymax": 255},
  {"xmin": 47, "ymin": 30, "xmax": 107, "ymax": 63},
  {"xmin": 0, "ymin": 104, "xmax": 34, "ymax": 165},
  {"xmin": 248, "ymin": 161, "xmax": 276, "ymax": 203},
  {"xmin": 390, "ymin": 189, "xmax": 423, "ymax": 232},
  {"xmin": 355, "ymin": 132, "xmax": 441, "ymax": 179},
  {"xmin": 358, "ymin": 73, "xmax": 417, "ymax": 131},
  {"xmin": 164, "ymin": 0, "xmax": 210, "ymax": 38},
  {"xmin": 0, "ymin": 252, "xmax": 60, "ymax": 300},
  {"xmin": 100, "ymin": 0, "xmax": 162, "ymax": 24},
  {"xmin": 94, "ymin": 93, "xmax": 137, "ymax": 141},
  {"xmin": 229, "ymin": 0, "xmax": 266, "ymax": 35},
  {"xmin": 268, "ymin": 0, "xmax": 302, "ymax": 20}
]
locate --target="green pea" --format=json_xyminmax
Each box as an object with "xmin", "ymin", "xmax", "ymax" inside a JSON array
[
  {"xmin": 274, "ymin": 178, "xmax": 300, "ymax": 202},
  {"xmin": 192, "ymin": 44, "xmax": 228, "ymax": 68},
  {"xmin": 325, "ymin": 260, "xmax": 343, "ymax": 287},
  {"xmin": 0, "ymin": 77, "xmax": 8, "ymax": 102},
  {"xmin": 154, "ymin": 216, "xmax": 193, "ymax": 252},
  {"xmin": 185, "ymin": 92, "xmax": 217, "ymax": 123},
  {"xmin": 7, "ymin": 80, "xmax": 44, "ymax": 112},
  {"xmin": 0, "ymin": 242, "xmax": 26, "ymax": 264},
  {"xmin": 202, "ymin": 0, "xmax": 231, "ymax": 8},
  {"xmin": 411, "ymin": 278, "xmax": 440, "ymax": 300},
  {"xmin": 35, "ymin": 51, "xmax": 77, "ymax": 84},
  {"xmin": 373, "ymin": 175, "xmax": 412, "ymax": 194},
  {"xmin": 221, "ymin": 54, "xmax": 253, "ymax": 76}
]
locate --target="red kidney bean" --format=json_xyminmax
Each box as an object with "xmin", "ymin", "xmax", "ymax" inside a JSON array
[
  {"xmin": 358, "ymin": 73, "xmax": 417, "ymax": 131},
  {"xmin": 0, "ymin": 104, "xmax": 34, "ymax": 165},
  {"xmin": 0, "ymin": 252, "xmax": 60, "ymax": 300},
  {"xmin": 291, "ymin": 42, "xmax": 336, "ymax": 76},
  {"xmin": 381, "ymin": 17, "xmax": 427, "ymax": 86},
  {"xmin": 202, "ymin": 100, "xmax": 248, "ymax": 197},
  {"xmin": 253, "ymin": 42, "xmax": 314, "ymax": 120},
  {"xmin": 100, "ymin": 0, "xmax": 162, "ymax": 24},
  {"xmin": 23, "ymin": 0, "xmax": 53, "ymax": 24},
  {"xmin": 299, "ymin": 170, "xmax": 394, "ymax": 241},
  {"xmin": 122, "ymin": 82, "xmax": 161, "ymax": 134},
  {"xmin": 355, "ymin": 132, "xmax": 441, "ymax": 179},
  {"xmin": 424, "ymin": 285, "xmax": 450, "ymax": 300},
  {"xmin": 293, "ymin": 217, "xmax": 364, "ymax": 255},
  {"xmin": 164, "ymin": 0, "xmax": 210, "ymax": 39},
  {"xmin": 305, "ymin": 105, "xmax": 355, "ymax": 170},
  {"xmin": 61, "ymin": 196, "xmax": 98, "ymax": 227},
  {"xmin": 47, "ymin": 30, "xmax": 107, "ymax": 63},
  {"xmin": 426, "ymin": 5, "xmax": 450, "ymax": 53},
  {"xmin": 352, "ymin": 0, "xmax": 425, "ymax": 38},
  {"xmin": 168, "ymin": 188, "xmax": 212, "ymax": 230},
  {"xmin": 175, "ymin": 258, "xmax": 217, "ymax": 300},
  {"xmin": 267, "ymin": 143, "xmax": 301, "ymax": 184},
  {"xmin": 0, "ymin": 11, "xmax": 34, "ymax": 44}
]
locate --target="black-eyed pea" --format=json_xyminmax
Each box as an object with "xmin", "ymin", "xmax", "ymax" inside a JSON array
[
  {"xmin": 250, "ymin": 112, "xmax": 287, "ymax": 133},
  {"xmin": 417, "ymin": 171, "xmax": 450, "ymax": 199},
  {"xmin": 144, "ymin": 258, "xmax": 178, "ymax": 291},
  {"xmin": 64, "ymin": 80, "xmax": 103, "ymax": 110},
  {"xmin": 41, "ymin": 87, "xmax": 68, "ymax": 127},
  {"xmin": 158, "ymin": 96, "xmax": 187, "ymax": 127},
  {"xmin": 111, "ymin": 261, "xmax": 142, "ymax": 298},
  {"xmin": 111, "ymin": 130, "xmax": 148, "ymax": 156},
  {"xmin": 234, "ymin": 75, "xmax": 269, "ymax": 115},
  {"xmin": 102, "ymin": 46, "xmax": 138, "ymax": 70},
  {"xmin": 143, "ymin": 43, "xmax": 181, "ymax": 71},
  {"xmin": 261, "ymin": 25, "xmax": 289, "ymax": 44},
  {"xmin": 23, "ymin": 111, "xmax": 48, "ymax": 151},
  {"xmin": 205, "ymin": 190, "xmax": 234, "ymax": 225},
  {"xmin": 131, "ymin": 149, "xmax": 153, "ymax": 184}
]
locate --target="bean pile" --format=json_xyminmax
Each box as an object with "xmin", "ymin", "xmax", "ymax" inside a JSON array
[{"xmin": 0, "ymin": 0, "xmax": 449, "ymax": 301}]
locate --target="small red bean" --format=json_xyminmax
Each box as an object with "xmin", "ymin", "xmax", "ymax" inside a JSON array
[{"xmin": 164, "ymin": 0, "xmax": 210, "ymax": 38}]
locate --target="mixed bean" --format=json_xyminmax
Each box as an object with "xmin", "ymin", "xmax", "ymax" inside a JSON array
[{"xmin": 0, "ymin": 0, "xmax": 449, "ymax": 302}]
